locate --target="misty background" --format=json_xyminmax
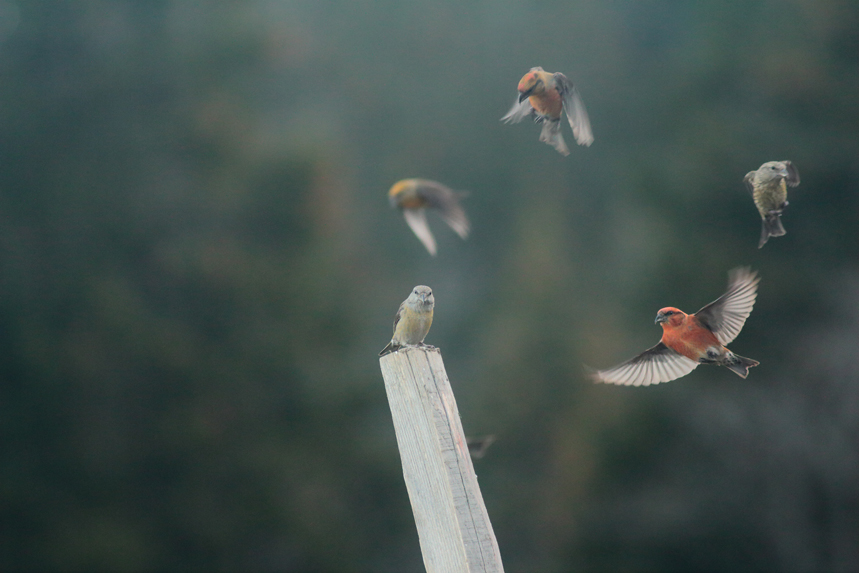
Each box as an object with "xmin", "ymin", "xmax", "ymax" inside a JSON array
[{"xmin": 1, "ymin": 2, "xmax": 858, "ymax": 571}]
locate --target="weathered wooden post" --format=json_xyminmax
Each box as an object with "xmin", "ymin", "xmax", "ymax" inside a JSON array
[{"xmin": 379, "ymin": 346, "xmax": 504, "ymax": 573}]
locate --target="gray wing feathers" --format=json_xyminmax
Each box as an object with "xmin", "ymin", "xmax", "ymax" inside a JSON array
[
  {"xmin": 695, "ymin": 267, "xmax": 760, "ymax": 346},
  {"xmin": 592, "ymin": 343, "xmax": 699, "ymax": 386},
  {"xmin": 554, "ymin": 72, "xmax": 594, "ymax": 147},
  {"xmin": 784, "ymin": 161, "xmax": 800, "ymax": 187},
  {"xmin": 416, "ymin": 182, "xmax": 470, "ymax": 240},
  {"xmin": 501, "ymin": 98, "xmax": 533, "ymax": 124},
  {"xmin": 402, "ymin": 209, "xmax": 437, "ymax": 256},
  {"xmin": 438, "ymin": 206, "xmax": 469, "ymax": 240}
]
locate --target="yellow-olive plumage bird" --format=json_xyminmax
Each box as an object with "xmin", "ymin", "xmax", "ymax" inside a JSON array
[
  {"xmin": 501, "ymin": 66, "xmax": 593, "ymax": 155},
  {"xmin": 744, "ymin": 160, "xmax": 800, "ymax": 248},
  {"xmin": 379, "ymin": 286, "xmax": 435, "ymax": 356},
  {"xmin": 388, "ymin": 179, "xmax": 469, "ymax": 256}
]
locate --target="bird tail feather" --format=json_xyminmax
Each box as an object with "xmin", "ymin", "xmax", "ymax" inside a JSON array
[
  {"xmin": 758, "ymin": 214, "xmax": 786, "ymax": 248},
  {"xmin": 725, "ymin": 354, "xmax": 759, "ymax": 378},
  {"xmin": 379, "ymin": 341, "xmax": 398, "ymax": 356},
  {"xmin": 539, "ymin": 119, "xmax": 569, "ymax": 156}
]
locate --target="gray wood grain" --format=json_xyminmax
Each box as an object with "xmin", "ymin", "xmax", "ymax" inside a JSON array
[{"xmin": 379, "ymin": 347, "xmax": 504, "ymax": 573}]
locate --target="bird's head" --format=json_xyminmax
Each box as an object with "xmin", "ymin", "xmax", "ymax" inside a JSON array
[
  {"xmin": 655, "ymin": 307, "xmax": 685, "ymax": 328},
  {"xmin": 758, "ymin": 161, "xmax": 790, "ymax": 184},
  {"xmin": 408, "ymin": 285, "xmax": 434, "ymax": 309},
  {"xmin": 388, "ymin": 179, "xmax": 418, "ymax": 208},
  {"xmin": 517, "ymin": 69, "xmax": 546, "ymax": 102}
]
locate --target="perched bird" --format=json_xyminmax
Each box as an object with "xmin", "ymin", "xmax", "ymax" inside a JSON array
[
  {"xmin": 388, "ymin": 179, "xmax": 469, "ymax": 256},
  {"xmin": 379, "ymin": 285, "xmax": 435, "ymax": 356},
  {"xmin": 501, "ymin": 66, "xmax": 593, "ymax": 155},
  {"xmin": 744, "ymin": 160, "xmax": 800, "ymax": 248},
  {"xmin": 591, "ymin": 268, "xmax": 760, "ymax": 386}
]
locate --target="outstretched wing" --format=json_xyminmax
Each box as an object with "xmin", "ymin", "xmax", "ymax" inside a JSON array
[
  {"xmin": 501, "ymin": 97, "xmax": 533, "ymax": 124},
  {"xmin": 554, "ymin": 72, "xmax": 594, "ymax": 146},
  {"xmin": 590, "ymin": 342, "xmax": 699, "ymax": 386},
  {"xmin": 695, "ymin": 267, "xmax": 760, "ymax": 346},
  {"xmin": 784, "ymin": 161, "xmax": 800, "ymax": 187},
  {"xmin": 402, "ymin": 209, "xmax": 437, "ymax": 256},
  {"xmin": 415, "ymin": 181, "xmax": 470, "ymax": 240}
]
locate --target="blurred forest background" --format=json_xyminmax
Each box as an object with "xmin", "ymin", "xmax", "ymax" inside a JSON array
[{"xmin": 1, "ymin": 2, "xmax": 858, "ymax": 571}]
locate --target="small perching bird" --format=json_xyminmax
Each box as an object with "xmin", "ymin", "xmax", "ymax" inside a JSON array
[
  {"xmin": 744, "ymin": 160, "xmax": 800, "ymax": 248},
  {"xmin": 379, "ymin": 285, "xmax": 435, "ymax": 356},
  {"xmin": 590, "ymin": 268, "xmax": 760, "ymax": 386},
  {"xmin": 501, "ymin": 66, "xmax": 594, "ymax": 155},
  {"xmin": 388, "ymin": 179, "xmax": 469, "ymax": 256}
]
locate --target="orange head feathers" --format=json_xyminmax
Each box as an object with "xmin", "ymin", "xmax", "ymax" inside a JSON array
[
  {"xmin": 654, "ymin": 307, "xmax": 686, "ymax": 328},
  {"xmin": 517, "ymin": 70, "xmax": 546, "ymax": 102}
]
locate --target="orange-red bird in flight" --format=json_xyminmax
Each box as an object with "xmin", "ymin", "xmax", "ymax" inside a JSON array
[
  {"xmin": 501, "ymin": 66, "xmax": 593, "ymax": 155},
  {"xmin": 592, "ymin": 268, "xmax": 760, "ymax": 386}
]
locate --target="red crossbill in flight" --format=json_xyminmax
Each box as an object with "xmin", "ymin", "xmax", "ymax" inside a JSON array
[
  {"xmin": 379, "ymin": 285, "xmax": 434, "ymax": 356},
  {"xmin": 388, "ymin": 179, "xmax": 469, "ymax": 256},
  {"xmin": 744, "ymin": 160, "xmax": 800, "ymax": 248},
  {"xmin": 591, "ymin": 268, "xmax": 760, "ymax": 386},
  {"xmin": 501, "ymin": 66, "xmax": 594, "ymax": 155}
]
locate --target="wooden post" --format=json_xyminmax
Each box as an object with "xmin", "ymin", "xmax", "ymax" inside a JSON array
[{"xmin": 379, "ymin": 347, "xmax": 504, "ymax": 573}]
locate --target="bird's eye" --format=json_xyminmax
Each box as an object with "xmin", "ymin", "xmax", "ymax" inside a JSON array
[
  {"xmin": 414, "ymin": 290, "xmax": 418, "ymax": 294},
  {"xmin": 771, "ymin": 165, "xmax": 778, "ymax": 170},
  {"xmin": 664, "ymin": 311, "xmax": 673, "ymax": 316}
]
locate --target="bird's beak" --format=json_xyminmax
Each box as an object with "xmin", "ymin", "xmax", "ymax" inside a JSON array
[
  {"xmin": 518, "ymin": 88, "xmax": 534, "ymax": 103},
  {"xmin": 654, "ymin": 313, "xmax": 667, "ymax": 324},
  {"xmin": 780, "ymin": 169, "xmax": 789, "ymax": 178},
  {"xmin": 420, "ymin": 293, "xmax": 427, "ymax": 303},
  {"xmin": 388, "ymin": 195, "xmax": 399, "ymax": 208}
]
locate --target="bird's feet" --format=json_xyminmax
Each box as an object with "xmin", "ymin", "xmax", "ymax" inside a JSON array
[{"xmin": 768, "ymin": 201, "xmax": 789, "ymax": 216}]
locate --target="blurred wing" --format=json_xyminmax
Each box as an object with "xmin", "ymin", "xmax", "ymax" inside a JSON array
[
  {"xmin": 501, "ymin": 98, "xmax": 533, "ymax": 124},
  {"xmin": 590, "ymin": 342, "xmax": 699, "ymax": 386},
  {"xmin": 554, "ymin": 72, "xmax": 594, "ymax": 146},
  {"xmin": 784, "ymin": 161, "xmax": 800, "ymax": 187},
  {"xmin": 695, "ymin": 267, "xmax": 760, "ymax": 346},
  {"xmin": 438, "ymin": 206, "xmax": 469, "ymax": 239},
  {"xmin": 743, "ymin": 171, "xmax": 756, "ymax": 196},
  {"xmin": 402, "ymin": 209, "xmax": 437, "ymax": 256},
  {"xmin": 416, "ymin": 181, "xmax": 470, "ymax": 239}
]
